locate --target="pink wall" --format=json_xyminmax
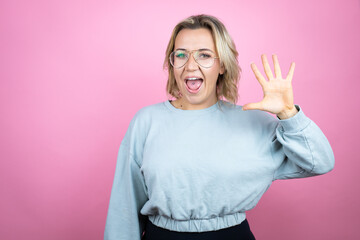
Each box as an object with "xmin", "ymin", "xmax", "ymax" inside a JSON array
[{"xmin": 1, "ymin": 0, "xmax": 359, "ymax": 239}]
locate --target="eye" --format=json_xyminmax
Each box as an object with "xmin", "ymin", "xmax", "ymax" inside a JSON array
[
  {"xmin": 197, "ymin": 51, "xmax": 213, "ymax": 59},
  {"xmin": 199, "ymin": 53, "xmax": 211, "ymax": 59},
  {"xmin": 175, "ymin": 52, "xmax": 187, "ymax": 58}
]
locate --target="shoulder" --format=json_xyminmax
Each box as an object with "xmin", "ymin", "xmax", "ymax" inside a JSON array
[
  {"xmin": 122, "ymin": 101, "xmax": 167, "ymax": 146},
  {"xmin": 220, "ymin": 100, "xmax": 277, "ymax": 125},
  {"xmin": 126, "ymin": 101, "xmax": 169, "ymax": 133},
  {"xmin": 217, "ymin": 100, "xmax": 279, "ymax": 139},
  {"xmin": 132, "ymin": 101, "xmax": 168, "ymax": 121}
]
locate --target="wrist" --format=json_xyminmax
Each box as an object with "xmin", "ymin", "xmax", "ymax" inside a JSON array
[{"xmin": 277, "ymin": 105, "xmax": 298, "ymax": 120}]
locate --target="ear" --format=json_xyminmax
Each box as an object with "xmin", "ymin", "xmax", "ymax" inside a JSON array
[{"xmin": 219, "ymin": 63, "xmax": 225, "ymax": 75}]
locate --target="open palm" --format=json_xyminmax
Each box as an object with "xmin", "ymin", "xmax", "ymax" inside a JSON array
[{"xmin": 243, "ymin": 54, "xmax": 298, "ymax": 119}]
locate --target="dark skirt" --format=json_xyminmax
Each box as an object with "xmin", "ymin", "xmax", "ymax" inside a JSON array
[{"xmin": 143, "ymin": 218, "xmax": 256, "ymax": 240}]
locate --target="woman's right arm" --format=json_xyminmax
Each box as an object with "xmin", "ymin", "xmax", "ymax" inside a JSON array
[{"xmin": 104, "ymin": 141, "xmax": 148, "ymax": 240}]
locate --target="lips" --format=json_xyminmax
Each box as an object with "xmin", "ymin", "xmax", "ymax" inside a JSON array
[{"xmin": 184, "ymin": 77, "xmax": 203, "ymax": 94}]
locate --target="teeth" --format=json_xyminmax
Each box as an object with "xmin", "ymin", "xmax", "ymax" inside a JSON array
[{"xmin": 186, "ymin": 77, "xmax": 201, "ymax": 80}]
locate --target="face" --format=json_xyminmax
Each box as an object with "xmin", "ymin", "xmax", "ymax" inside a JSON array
[{"xmin": 173, "ymin": 28, "xmax": 224, "ymax": 110}]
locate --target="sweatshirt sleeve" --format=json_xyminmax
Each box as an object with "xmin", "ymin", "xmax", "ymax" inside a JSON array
[
  {"xmin": 271, "ymin": 105, "xmax": 335, "ymax": 181},
  {"xmin": 104, "ymin": 140, "xmax": 148, "ymax": 240}
]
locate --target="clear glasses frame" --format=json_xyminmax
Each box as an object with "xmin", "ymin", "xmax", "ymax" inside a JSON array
[{"xmin": 169, "ymin": 49, "xmax": 219, "ymax": 69}]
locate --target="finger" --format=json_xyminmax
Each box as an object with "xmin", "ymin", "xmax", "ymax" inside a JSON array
[
  {"xmin": 272, "ymin": 54, "xmax": 282, "ymax": 79},
  {"xmin": 286, "ymin": 62, "xmax": 296, "ymax": 81},
  {"xmin": 261, "ymin": 54, "xmax": 274, "ymax": 80},
  {"xmin": 251, "ymin": 63, "xmax": 267, "ymax": 86},
  {"xmin": 242, "ymin": 102, "xmax": 263, "ymax": 111}
]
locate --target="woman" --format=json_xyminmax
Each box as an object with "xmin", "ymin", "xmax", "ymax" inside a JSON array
[{"xmin": 104, "ymin": 15, "xmax": 334, "ymax": 240}]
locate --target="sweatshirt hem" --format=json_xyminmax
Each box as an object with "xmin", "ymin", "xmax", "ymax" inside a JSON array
[{"xmin": 148, "ymin": 212, "xmax": 246, "ymax": 232}]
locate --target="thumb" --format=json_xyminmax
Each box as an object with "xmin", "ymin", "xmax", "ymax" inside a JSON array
[{"xmin": 242, "ymin": 102, "xmax": 263, "ymax": 111}]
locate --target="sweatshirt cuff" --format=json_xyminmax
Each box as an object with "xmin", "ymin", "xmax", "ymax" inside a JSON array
[{"xmin": 278, "ymin": 105, "xmax": 311, "ymax": 132}]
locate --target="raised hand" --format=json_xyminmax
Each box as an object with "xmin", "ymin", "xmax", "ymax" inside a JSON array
[{"xmin": 242, "ymin": 54, "xmax": 298, "ymax": 120}]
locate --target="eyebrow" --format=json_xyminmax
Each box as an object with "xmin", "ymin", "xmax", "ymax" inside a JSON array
[{"xmin": 175, "ymin": 48, "xmax": 214, "ymax": 52}]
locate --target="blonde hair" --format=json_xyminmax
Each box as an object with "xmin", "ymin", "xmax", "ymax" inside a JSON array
[{"xmin": 164, "ymin": 14, "xmax": 241, "ymax": 104}]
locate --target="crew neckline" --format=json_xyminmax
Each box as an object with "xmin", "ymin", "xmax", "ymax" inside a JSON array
[{"xmin": 164, "ymin": 100, "xmax": 222, "ymax": 115}]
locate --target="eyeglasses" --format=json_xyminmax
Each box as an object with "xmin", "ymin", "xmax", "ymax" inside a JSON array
[{"xmin": 169, "ymin": 49, "xmax": 219, "ymax": 69}]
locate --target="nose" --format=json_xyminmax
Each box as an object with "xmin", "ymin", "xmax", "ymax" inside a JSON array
[{"xmin": 185, "ymin": 52, "xmax": 199, "ymax": 71}]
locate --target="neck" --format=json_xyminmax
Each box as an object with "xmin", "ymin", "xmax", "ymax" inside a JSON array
[{"xmin": 171, "ymin": 97, "xmax": 218, "ymax": 110}]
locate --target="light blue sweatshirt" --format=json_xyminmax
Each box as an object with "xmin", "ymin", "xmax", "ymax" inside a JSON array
[{"xmin": 104, "ymin": 100, "xmax": 334, "ymax": 240}]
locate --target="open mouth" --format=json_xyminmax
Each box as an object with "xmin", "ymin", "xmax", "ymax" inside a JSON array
[{"xmin": 185, "ymin": 77, "xmax": 203, "ymax": 94}]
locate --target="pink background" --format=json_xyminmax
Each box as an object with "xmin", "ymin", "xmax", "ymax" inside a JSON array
[{"xmin": 1, "ymin": 0, "xmax": 359, "ymax": 239}]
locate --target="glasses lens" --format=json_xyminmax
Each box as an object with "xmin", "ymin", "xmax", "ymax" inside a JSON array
[
  {"xmin": 170, "ymin": 50, "xmax": 216, "ymax": 68},
  {"xmin": 195, "ymin": 50, "xmax": 215, "ymax": 68},
  {"xmin": 170, "ymin": 50, "xmax": 188, "ymax": 68}
]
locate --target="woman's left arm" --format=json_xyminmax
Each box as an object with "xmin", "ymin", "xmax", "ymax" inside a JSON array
[{"xmin": 243, "ymin": 54, "xmax": 335, "ymax": 180}]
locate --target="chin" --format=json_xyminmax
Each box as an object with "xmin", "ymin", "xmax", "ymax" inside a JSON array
[
  {"xmin": 184, "ymin": 94, "xmax": 205, "ymax": 104},
  {"xmin": 188, "ymin": 96, "xmax": 216, "ymax": 107}
]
